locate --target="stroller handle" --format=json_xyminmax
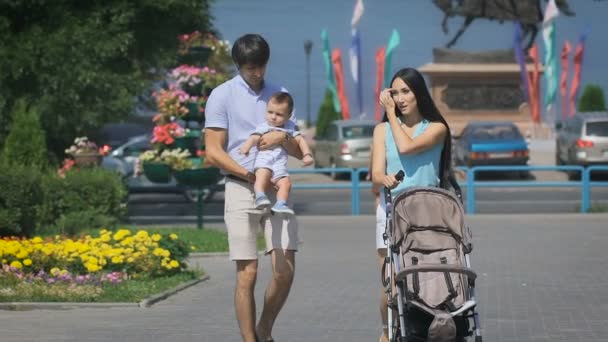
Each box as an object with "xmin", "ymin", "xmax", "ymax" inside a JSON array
[{"xmin": 395, "ymin": 265, "xmax": 477, "ymax": 282}]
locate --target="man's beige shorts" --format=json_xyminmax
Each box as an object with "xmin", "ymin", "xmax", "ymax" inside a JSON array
[{"xmin": 224, "ymin": 178, "xmax": 299, "ymax": 260}]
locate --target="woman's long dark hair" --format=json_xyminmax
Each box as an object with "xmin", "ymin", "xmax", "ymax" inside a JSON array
[{"xmin": 382, "ymin": 67, "xmax": 454, "ymax": 189}]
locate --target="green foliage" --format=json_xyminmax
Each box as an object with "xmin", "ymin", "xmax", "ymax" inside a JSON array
[
  {"xmin": 53, "ymin": 210, "xmax": 117, "ymax": 237},
  {"xmin": 0, "ymin": 0, "xmax": 215, "ymax": 159},
  {"xmin": 578, "ymin": 84, "xmax": 607, "ymax": 112},
  {"xmin": 38, "ymin": 168, "xmax": 128, "ymax": 235},
  {"xmin": 0, "ymin": 98, "xmax": 47, "ymax": 169},
  {"xmin": 0, "ymin": 163, "xmax": 44, "ymax": 237},
  {"xmin": 315, "ymin": 89, "xmax": 342, "ymax": 138}
]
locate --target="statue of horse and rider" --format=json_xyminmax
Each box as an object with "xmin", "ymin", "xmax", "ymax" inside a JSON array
[{"xmin": 432, "ymin": 0, "xmax": 575, "ymax": 51}]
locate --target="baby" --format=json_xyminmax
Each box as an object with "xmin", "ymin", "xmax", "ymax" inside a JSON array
[{"xmin": 239, "ymin": 91, "xmax": 314, "ymax": 215}]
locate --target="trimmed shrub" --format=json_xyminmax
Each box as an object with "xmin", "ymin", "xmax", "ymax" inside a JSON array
[
  {"xmin": 38, "ymin": 168, "xmax": 128, "ymax": 236},
  {"xmin": 578, "ymin": 84, "xmax": 607, "ymax": 112},
  {"xmin": 0, "ymin": 99, "xmax": 48, "ymax": 170},
  {"xmin": 0, "ymin": 163, "xmax": 44, "ymax": 237},
  {"xmin": 315, "ymin": 89, "xmax": 342, "ymax": 138}
]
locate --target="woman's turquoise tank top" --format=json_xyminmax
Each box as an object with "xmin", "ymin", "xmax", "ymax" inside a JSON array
[{"xmin": 384, "ymin": 119, "xmax": 442, "ymax": 197}]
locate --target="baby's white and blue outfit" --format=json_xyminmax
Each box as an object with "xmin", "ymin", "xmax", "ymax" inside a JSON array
[
  {"xmin": 252, "ymin": 121, "xmax": 300, "ymax": 181},
  {"xmin": 252, "ymin": 120, "xmax": 300, "ymax": 214}
]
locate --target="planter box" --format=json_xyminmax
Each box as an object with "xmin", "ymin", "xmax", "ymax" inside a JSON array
[{"xmin": 73, "ymin": 153, "xmax": 102, "ymax": 167}]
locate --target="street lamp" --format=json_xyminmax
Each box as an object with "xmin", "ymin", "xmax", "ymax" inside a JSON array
[{"xmin": 304, "ymin": 40, "xmax": 313, "ymax": 128}]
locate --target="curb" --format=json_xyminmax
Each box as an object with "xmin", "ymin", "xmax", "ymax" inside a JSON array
[
  {"xmin": 138, "ymin": 274, "xmax": 209, "ymax": 308},
  {"xmin": 190, "ymin": 252, "xmax": 229, "ymax": 258},
  {"xmin": 0, "ymin": 274, "xmax": 210, "ymax": 311}
]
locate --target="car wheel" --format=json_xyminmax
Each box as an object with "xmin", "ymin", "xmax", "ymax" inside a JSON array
[{"xmin": 329, "ymin": 161, "xmax": 340, "ymax": 180}]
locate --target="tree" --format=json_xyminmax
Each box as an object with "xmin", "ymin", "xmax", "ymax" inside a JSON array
[
  {"xmin": 578, "ymin": 84, "xmax": 607, "ymax": 112},
  {"xmin": 315, "ymin": 89, "xmax": 342, "ymax": 138},
  {"xmin": 0, "ymin": 99, "xmax": 47, "ymax": 170},
  {"xmin": 0, "ymin": 0, "xmax": 215, "ymax": 161}
]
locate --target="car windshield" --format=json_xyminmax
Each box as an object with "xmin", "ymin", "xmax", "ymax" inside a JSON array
[
  {"xmin": 586, "ymin": 121, "xmax": 608, "ymax": 137},
  {"xmin": 471, "ymin": 125, "xmax": 522, "ymax": 140},
  {"xmin": 341, "ymin": 125, "xmax": 374, "ymax": 139}
]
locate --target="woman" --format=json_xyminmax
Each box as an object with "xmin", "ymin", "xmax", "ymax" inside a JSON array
[{"xmin": 371, "ymin": 67, "xmax": 454, "ymax": 342}]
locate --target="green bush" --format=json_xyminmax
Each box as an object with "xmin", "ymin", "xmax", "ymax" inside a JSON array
[
  {"xmin": 0, "ymin": 163, "xmax": 44, "ymax": 237},
  {"xmin": 578, "ymin": 84, "xmax": 607, "ymax": 112},
  {"xmin": 53, "ymin": 209, "xmax": 117, "ymax": 237},
  {"xmin": 0, "ymin": 99, "xmax": 48, "ymax": 169},
  {"xmin": 38, "ymin": 168, "xmax": 128, "ymax": 236},
  {"xmin": 314, "ymin": 89, "xmax": 342, "ymax": 138}
]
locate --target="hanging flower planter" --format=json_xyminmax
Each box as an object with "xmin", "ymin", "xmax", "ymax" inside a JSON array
[
  {"xmin": 183, "ymin": 102, "xmax": 204, "ymax": 122},
  {"xmin": 178, "ymin": 46, "xmax": 213, "ymax": 66},
  {"xmin": 142, "ymin": 162, "xmax": 171, "ymax": 183},
  {"xmin": 174, "ymin": 166, "xmax": 221, "ymax": 189}
]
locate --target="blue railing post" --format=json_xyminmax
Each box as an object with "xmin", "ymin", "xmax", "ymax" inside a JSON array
[
  {"xmin": 582, "ymin": 167, "xmax": 591, "ymax": 213},
  {"xmin": 352, "ymin": 168, "xmax": 360, "ymax": 215},
  {"xmin": 466, "ymin": 167, "xmax": 476, "ymax": 214}
]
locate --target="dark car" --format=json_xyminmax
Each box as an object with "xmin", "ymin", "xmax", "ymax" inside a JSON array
[
  {"xmin": 453, "ymin": 121, "xmax": 529, "ymax": 171},
  {"xmin": 101, "ymin": 134, "xmax": 223, "ymax": 202}
]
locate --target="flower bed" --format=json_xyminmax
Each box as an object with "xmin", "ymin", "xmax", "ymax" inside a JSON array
[{"xmin": 0, "ymin": 229, "xmax": 196, "ymax": 302}]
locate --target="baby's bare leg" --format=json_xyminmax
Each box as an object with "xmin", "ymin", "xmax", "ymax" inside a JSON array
[
  {"xmin": 274, "ymin": 176, "xmax": 292, "ymax": 202},
  {"xmin": 254, "ymin": 168, "xmax": 273, "ymax": 194}
]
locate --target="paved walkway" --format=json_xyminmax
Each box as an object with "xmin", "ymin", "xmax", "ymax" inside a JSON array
[{"xmin": 1, "ymin": 214, "xmax": 608, "ymax": 342}]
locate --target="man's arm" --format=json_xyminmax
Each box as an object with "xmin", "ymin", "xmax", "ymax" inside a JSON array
[
  {"xmin": 205, "ymin": 128, "xmax": 254, "ymax": 182},
  {"xmin": 258, "ymin": 131, "xmax": 303, "ymax": 159}
]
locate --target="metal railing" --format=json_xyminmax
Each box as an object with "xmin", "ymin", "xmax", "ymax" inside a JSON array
[{"xmin": 289, "ymin": 165, "xmax": 608, "ymax": 215}]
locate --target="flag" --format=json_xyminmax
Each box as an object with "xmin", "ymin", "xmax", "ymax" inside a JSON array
[
  {"xmin": 383, "ymin": 29, "xmax": 400, "ymax": 87},
  {"xmin": 542, "ymin": 0, "xmax": 559, "ymax": 112},
  {"xmin": 350, "ymin": 0, "xmax": 364, "ymax": 28},
  {"xmin": 374, "ymin": 47, "xmax": 386, "ymax": 121},
  {"xmin": 569, "ymin": 26, "xmax": 590, "ymax": 116},
  {"xmin": 560, "ymin": 40, "xmax": 572, "ymax": 119},
  {"xmin": 513, "ymin": 23, "xmax": 530, "ymax": 102},
  {"xmin": 529, "ymin": 44, "xmax": 542, "ymax": 124},
  {"xmin": 349, "ymin": 29, "xmax": 363, "ymax": 115},
  {"xmin": 332, "ymin": 49, "xmax": 351, "ymax": 120},
  {"xmin": 321, "ymin": 29, "xmax": 341, "ymax": 113}
]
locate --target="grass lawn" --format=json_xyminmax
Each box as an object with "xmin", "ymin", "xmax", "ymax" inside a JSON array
[{"xmin": 0, "ymin": 271, "xmax": 202, "ymax": 303}]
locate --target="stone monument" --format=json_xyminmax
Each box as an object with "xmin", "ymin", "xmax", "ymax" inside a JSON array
[{"xmin": 419, "ymin": 48, "xmax": 543, "ymax": 135}]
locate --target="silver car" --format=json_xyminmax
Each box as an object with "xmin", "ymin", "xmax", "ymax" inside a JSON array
[
  {"xmin": 313, "ymin": 120, "xmax": 376, "ymax": 179},
  {"xmin": 555, "ymin": 111, "xmax": 608, "ymax": 178}
]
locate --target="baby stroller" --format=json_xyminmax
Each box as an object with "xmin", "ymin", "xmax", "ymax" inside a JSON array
[{"xmin": 381, "ymin": 171, "xmax": 482, "ymax": 341}]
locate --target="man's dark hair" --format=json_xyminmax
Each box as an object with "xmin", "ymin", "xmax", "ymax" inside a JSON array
[
  {"xmin": 270, "ymin": 92, "xmax": 294, "ymax": 115},
  {"xmin": 231, "ymin": 34, "xmax": 270, "ymax": 68}
]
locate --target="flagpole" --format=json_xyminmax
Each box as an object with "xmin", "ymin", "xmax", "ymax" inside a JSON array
[{"xmin": 304, "ymin": 40, "xmax": 313, "ymax": 128}]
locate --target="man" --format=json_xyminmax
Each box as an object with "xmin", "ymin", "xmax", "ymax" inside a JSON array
[{"xmin": 204, "ymin": 33, "xmax": 303, "ymax": 342}]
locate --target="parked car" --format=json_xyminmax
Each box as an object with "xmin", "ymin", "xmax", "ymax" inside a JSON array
[
  {"xmin": 555, "ymin": 112, "xmax": 608, "ymax": 178},
  {"xmin": 453, "ymin": 121, "xmax": 529, "ymax": 173},
  {"xmin": 93, "ymin": 122, "xmax": 151, "ymax": 151},
  {"xmin": 101, "ymin": 134, "xmax": 223, "ymax": 202},
  {"xmin": 313, "ymin": 120, "xmax": 376, "ymax": 179}
]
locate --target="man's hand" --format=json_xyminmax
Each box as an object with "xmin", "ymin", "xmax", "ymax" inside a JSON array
[
  {"xmin": 258, "ymin": 131, "xmax": 285, "ymax": 150},
  {"xmin": 302, "ymin": 154, "xmax": 314, "ymax": 166}
]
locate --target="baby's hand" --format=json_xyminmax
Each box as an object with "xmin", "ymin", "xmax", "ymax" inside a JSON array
[
  {"xmin": 302, "ymin": 154, "xmax": 314, "ymax": 166},
  {"xmin": 239, "ymin": 147, "xmax": 249, "ymax": 156}
]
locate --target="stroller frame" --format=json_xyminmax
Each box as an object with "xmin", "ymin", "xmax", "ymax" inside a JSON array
[{"xmin": 381, "ymin": 173, "xmax": 483, "ymax": 341}]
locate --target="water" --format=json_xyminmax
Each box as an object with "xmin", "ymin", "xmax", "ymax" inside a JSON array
[{"xmin": 212, "ymin": 0, "xmax": 608, "ymax": 123}]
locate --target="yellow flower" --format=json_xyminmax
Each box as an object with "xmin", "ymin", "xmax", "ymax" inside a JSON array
[
  {"xmin": 15, "ymin": 250, "xmax": 29, "ymax": 259},
  {"xmin": 23, "ymin": 259, "xmax": 32, "ymax": 266},
  {"xmin": 10, "ymin": 260, "xmax": 22, "ymax": 269},
  {"xmin": 50, "ymin": 267, "xmax": 61, "ymax": 276},
  {"xmin": 111, "ymin": 256, "xmax": 124, "ymax": 264},
  {"xmin": 31, "ymin": 237, "xmax": 43, "ymax": 244},
  {"xmin": 169, "ymin": 233, "xmax": 178, "ymax": 240},
  {"xmin": 126, "ymin": 257, "xmax": 135, "ymax": 263},
  {"xmin": 151, "ymin": 234, "xmax": 162, "ymax": 242},
  {"xmin": 86, "ymin": 263, "xmax": 100, "ymax": 272},
  {"xmin": 169, "ymin": 260, "xmax": 179, "ymax": 268}
]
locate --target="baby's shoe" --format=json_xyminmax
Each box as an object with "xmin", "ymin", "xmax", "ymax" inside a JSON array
[
  {"xmin": 255, "ymin": 194, "xmax": 271, "ymax": 210},
  {"xmin": 271, "ymin": 201, "xmax": 295, "ymax": 215}
]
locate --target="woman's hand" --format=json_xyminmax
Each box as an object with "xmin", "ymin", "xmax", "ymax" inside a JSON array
[
  {"xmin": 379, "ymin": 88, "xmax": 396, "ymax": 114},
  {"xmin": 381, "ymin": 174, "xmax": 401, "ymax": 190}
]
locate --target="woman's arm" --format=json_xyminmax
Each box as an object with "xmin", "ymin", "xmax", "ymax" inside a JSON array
[
  {"xmin": 380, "ymin": 89, "xmax": 447, "ymax": 155},
  {"xmin": 371, "ymin": 124, "xmax": 400, "ymax": 190}
]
